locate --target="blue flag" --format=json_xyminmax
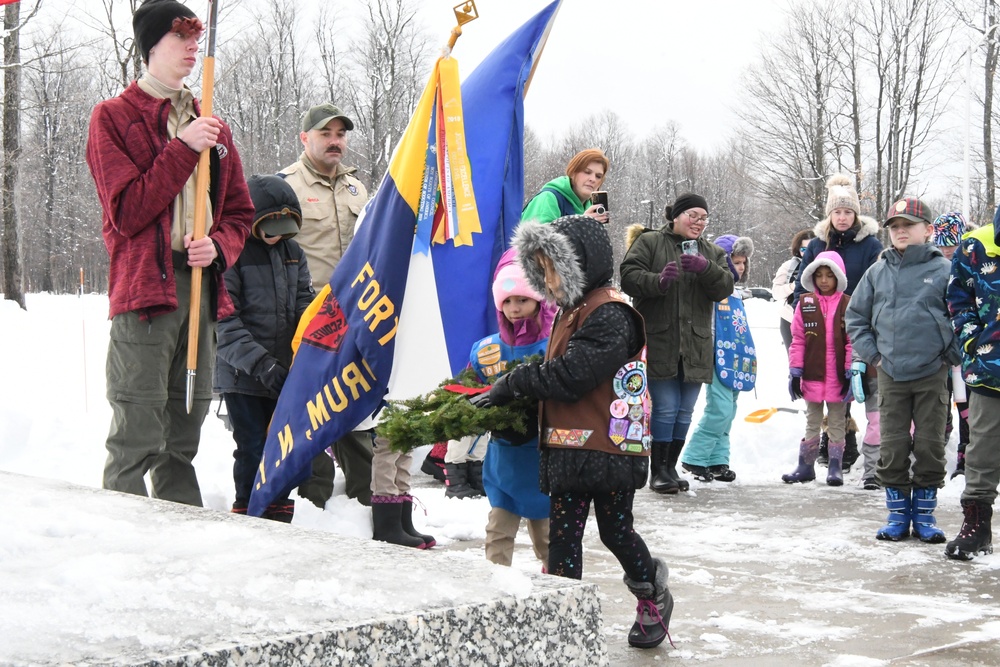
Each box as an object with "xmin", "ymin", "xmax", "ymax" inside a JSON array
[{"xmin": 248, "ymin": 1, "xmax": 563, "ymax": 516}]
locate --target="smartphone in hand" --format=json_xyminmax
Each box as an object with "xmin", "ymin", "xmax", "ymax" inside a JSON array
[{"xmin": 590, "ymin": 191, "xmax": 609, "ymax": 214}]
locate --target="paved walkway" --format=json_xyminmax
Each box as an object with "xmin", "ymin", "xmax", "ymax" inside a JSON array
[{"xmin": 437, "ymin": 478, "xmax": 1000, "ymax": 666}]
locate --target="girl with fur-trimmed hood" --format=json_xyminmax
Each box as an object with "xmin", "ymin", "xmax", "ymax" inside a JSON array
[
  {"xmin": 468, "ymin": 216, "xmax": 673, "ymax": 650},
  {"xmin": 679, "ymin": 235, "xmax": 756, "ymax": 483},
  {"xmin": 783, "ymin": 251, "xmax": 853, "ymax": 487},
  {"xmin": 793, "ymin": 175, "xmax": 883, "ymax": 486}
]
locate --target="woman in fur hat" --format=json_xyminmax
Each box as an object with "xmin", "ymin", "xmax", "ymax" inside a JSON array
[
  {"xmin": 468, "ymin": 216, "xmax": 673, "ymax": 649},
  {"xmin": 619, "ymin": 194, "xmax": 735, "ymax": 493},
  {"xmin": 793, "ymin": 175, "xmax": 883, "ymax": 487}
]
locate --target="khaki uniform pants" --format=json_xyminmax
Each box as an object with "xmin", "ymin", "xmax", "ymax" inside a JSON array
[
  {"xmin": 485, "ymin": 506, "xmax": 549, "ymax": 567},
  {"xmin": 371, "ymin": 435, "xmax": 412, "ymax": 496},
  {"xmin": 876, "ymin": 366, "xmax": 948, "ymax": 490},
  {"xmin": 104, "ymin": 268, "xmax": 214, "ymax": 506}
]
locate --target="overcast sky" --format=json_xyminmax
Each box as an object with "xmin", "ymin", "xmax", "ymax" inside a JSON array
[{"xmin": 423, "ymin": 0, "xmax": 790, "ymax": 150}]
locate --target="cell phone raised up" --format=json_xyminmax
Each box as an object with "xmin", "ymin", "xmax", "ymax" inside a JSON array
[{"xmin": 590, "ymin": 191, "xmax": 609, "ymax": 214}]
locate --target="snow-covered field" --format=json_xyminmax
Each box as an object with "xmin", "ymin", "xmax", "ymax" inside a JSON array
[{"xmin": 3, "ymin": 292, "xmax": 999, "ymax": 666}]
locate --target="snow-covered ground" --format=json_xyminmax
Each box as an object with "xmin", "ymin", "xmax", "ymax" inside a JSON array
[{"xmin": 3, "ymin": 292, "xmax": 999, "ymax": 666}]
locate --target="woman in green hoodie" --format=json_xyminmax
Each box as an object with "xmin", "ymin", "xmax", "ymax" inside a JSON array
[{"xmin": 521, "ymin": 148, "xmax": 610, "ymax": 224}]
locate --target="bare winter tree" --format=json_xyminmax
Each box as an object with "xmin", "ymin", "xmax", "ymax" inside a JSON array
[
  {"xmin": 314, "ymin": 3, "xmax": 344, "ymax": 104},
  {"xmin": 857, "ymin": 0, "xmax": 953, "ymax": 219},
  {"xmin": 952, "ymin": 0, "xmax": 1000, "ymax": 221},
  {"xmin": 2, "ymin": 0, "xmax": 41, "ymax": 308},
  {"xmin": 738, "ymin": 2, "xmax": 843, "ymax": 223},
  {"xmin": 342, "ymin": 0, "xmax": 431, "ymax": 190},
  {"xmin": 20, "ymin": 31, "xmax": 104, "ymax": 294},
  {"xmin": 214, "ymin": 0, "xmax": 311, "ymax": 176}
]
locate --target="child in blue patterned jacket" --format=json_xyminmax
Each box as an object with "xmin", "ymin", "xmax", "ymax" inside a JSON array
[{"xmin": 680, "ymin": 235, "xmax": 756, "ymax": 483}]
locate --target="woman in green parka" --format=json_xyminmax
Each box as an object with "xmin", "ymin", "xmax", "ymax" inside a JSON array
[
  {"xmin": 521, "ymin": 148, "xmax": 610, "ymax": 224},
  {"xmin": 620, "ymin": 194, "xmax": 734, "ymax": 493}
]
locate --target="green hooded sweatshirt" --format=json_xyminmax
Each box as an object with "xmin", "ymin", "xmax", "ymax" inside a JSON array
[{"xmin": 521, "ymin": 175, "xmax": 586, "ymax": 224}]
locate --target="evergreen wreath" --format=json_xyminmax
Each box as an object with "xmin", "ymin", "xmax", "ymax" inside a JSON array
[{"xmin": 377, "ymin": 356, "xmax": 541, "ymax": 453}]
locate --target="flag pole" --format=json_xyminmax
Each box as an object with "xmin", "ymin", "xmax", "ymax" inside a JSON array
[
  {"xmin": 186, "ymin": 0, "xmax": 219, "ymax": 414},
  {"xmin": 448, "ymin": 1, "xmax": 479, "ymax": 50}
]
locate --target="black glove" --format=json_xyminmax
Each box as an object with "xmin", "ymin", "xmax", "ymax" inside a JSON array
[
  {"xmin": 468, "ymin": 388, "xmax": 494, "ymax": 409},
  {"xmin": 257, "ymin": 358, "xmax": 288, "ymax": 395},
  {"xmin": 788, "ymin": 367, "xmax": 803, "ymax": 401},
  {"xmin": 493, "ymin": 407, "xmax": 539, "ymax": 446},
  {"xmin": 469, "ymin": 374, "xmax": 516, "ymax": 409}
]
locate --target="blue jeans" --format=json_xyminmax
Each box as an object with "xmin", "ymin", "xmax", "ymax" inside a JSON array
[
  {"xmin": 648, "ymin": 377, "xmax": 703, "ymax": 442},
  {"xmin": 224, "ymin": 393, "xmax": 289, "ymax": 506}
]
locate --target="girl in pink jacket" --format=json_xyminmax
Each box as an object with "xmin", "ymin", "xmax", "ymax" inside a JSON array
[{"xmin": 783, "ymin": 251, "xmax": 853, "ymax": 486}]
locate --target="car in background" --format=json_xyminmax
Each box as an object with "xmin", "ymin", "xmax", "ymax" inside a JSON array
[{"xmin": 746, "ymin": 287, "xmax": 774, "ymax": 301}]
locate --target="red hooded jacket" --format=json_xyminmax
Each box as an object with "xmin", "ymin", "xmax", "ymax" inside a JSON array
[{"xmin": 86, "ymin": 82, "xmax": 253, "ymax": 320}]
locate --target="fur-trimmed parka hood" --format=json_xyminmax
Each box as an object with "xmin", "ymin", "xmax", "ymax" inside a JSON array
[
  {"xmin": 625, "ymin": 223, "xmax": 647, "ymax": 250},
  {"xmin": 514, "ymin": 216, "xmax": 614, "ymax": 309},
  {"xmin": 812, "ymin": 213, "xmax": 880, "ymax": 245}
]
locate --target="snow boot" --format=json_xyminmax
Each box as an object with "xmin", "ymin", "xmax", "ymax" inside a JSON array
[
  {"xmin": 667, "ymin": 440, "xmax": 690, "ymax": 491},
  {"xmin": 861, "ymin": 443, "xmax": 881, "ymax": 490},
  {"xmin": 842, "ymin": 418, "xmax": 860, "ymax": 471},
  {"xmin": 467, "ymin": 460, "xmax": 484, "ymax": 494},
  {"xmin": 826, "ymin": 441, "xmax": 845, "ymax": 486},
  {"xmin": 842, "ymin": 418, "xmax": 859, "ymax": 471},
  {"xmin": 263, "ymin": 499, "xmax": 295, "ymax": 523},
  {"xmin": 708, "ymin": 464, "xmax": 736, "ymax": 482},
  {"xmin": 951, "ymin": 442, "xmax": 967, "ymax": 479},
  {"xmin": 876, "ymin": 487, "xmax": 911, "ymax": 541},
  {"xmin": 681, "ymin": 462, "xmax": 714, "ymax": 482},
  {"xmin": 648, "ymin": 440, "xmax": 664, "ymax": 490},
  {"xmin": 946, "ymin": 499, "xmax": 994, "ymax": 561},
  {"xmin": 420, "ymin": 442, "xmax": 447, "ymax": 483},
  {"xmin": 818, "ymin": 416, "xmax": 829, "ymax": 466},
  {"xmin": 650, "ymin": 441, "xmax": 679, "ymax": 494},
  {"xmin": 371, "ymin": 495, "xmax": 425, "ymax": 548},
  {"xmin": 400, "ymin": 494, "xmax": 436, "ymax": 548},
  {"xmin": 910, "ymin": 487, "xmax": 946, "ymax": 543},
  {"xmin": 782, "ymin": 436, "xmax": 819, "ymax": 483},
  {"xmin": 624, "ymin": 558, "xmax": 674, "ymax": 649},
  {"xmin": 444, "ymin": 462, "xmax": 482, "ymax": 499},
  {"xmin": 231, "ymin": 501, "xmax": 248, "ymax": 515}
]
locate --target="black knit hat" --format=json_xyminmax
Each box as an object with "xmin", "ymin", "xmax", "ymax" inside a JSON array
[
  {"xmin": 664, "ymin": 193, "xmax": 709, "ymax": 223},
  {"xmin": 133, "ymin": 0, "xmax": 197, "ymax": 64}
]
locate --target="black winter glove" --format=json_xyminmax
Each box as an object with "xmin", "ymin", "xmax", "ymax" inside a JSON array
[
  {"xmin": 493, "ymin": 406, "xmax": 539, "ymax": 446},
  {"xmin": 468, "ymin": 388, "xmax": 495, "ymax": 409},
  {"xmin": 471, "ymin": 373, "xmax": 516, "ymax": 408},
  {"xmin": 257, "ymin": 359, "xmax": 288, "ymax": 395}
]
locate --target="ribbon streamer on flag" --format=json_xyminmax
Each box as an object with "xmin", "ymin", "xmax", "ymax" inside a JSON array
[{"xmin": 247, "ymin": 1, "xmax": 563, "ymax": 517}]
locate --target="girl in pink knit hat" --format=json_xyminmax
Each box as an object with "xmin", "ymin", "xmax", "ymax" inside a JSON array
[{"xmin": 462, "ymin": 248, "xmax": 556, "ymax": 567}]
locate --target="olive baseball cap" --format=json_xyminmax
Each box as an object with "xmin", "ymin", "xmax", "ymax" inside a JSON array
[{"xmin": 301, "ymin": 103, "xmax": 354, "ymax": 132}]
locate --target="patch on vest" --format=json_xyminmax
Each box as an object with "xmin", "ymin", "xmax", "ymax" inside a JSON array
[
  {"xmin": 215, "ymin": 144, "xmax": 228, "ymax": 159},
  {"xmin": 477, "ymin": 343, "xmax": 502, "ymax": 367},
  {"xmin": 613, "ymin": 361, "xmax": 647, "ymax": 404},
  {"xmin": 545, "ymin": 428, "xmax": 592, "ymax": 447},
  {"xmin": 610, "ymin": 355, "xmax": 651, "ymax": 452}
]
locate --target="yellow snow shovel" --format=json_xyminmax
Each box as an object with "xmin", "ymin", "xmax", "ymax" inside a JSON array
[{"xmin": 744, "ymin": 407, "xmax": 806, "ymax": 423}]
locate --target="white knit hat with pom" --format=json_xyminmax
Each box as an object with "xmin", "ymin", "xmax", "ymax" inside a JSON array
[{"xmin": 825, "ymin": 174, "xmax": 861, "ymax": 216}]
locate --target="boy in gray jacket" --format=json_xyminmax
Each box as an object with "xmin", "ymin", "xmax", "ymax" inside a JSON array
[{"xmin": 846, "ymin": 197, "xmax": 961, "ymax": 544}]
